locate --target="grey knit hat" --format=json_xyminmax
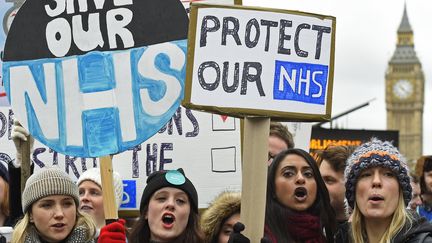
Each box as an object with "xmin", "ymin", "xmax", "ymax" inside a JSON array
[
  {"xmin": 22, "ymin": 167, "xmax": 79, "ymax": 213},
  {"xmin": 345, "ymin": 138, "xmax": 412, "ymax": 208}
]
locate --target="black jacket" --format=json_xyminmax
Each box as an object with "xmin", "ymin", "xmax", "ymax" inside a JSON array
[
  {"xmin": 335, "ymin": 213, "xmax": 432, "ymax": 243},
  {"xmin": 393, "ymin": 214, "xmax": 432, "ymax": 243}
]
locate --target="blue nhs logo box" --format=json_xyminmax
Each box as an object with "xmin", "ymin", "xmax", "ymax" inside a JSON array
[
  {"xmin": 273, "ymin": 61, "xmax": 328, "ymax": 105},
  {"xmin": 120, "ymin": 180, "xmax": 136, "ymax": 208}
]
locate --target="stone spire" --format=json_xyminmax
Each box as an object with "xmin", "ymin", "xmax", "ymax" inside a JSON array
[
  {"xmin": 390, "ymin": 4, "xmax": 418, "ymax": 64},
  {"xmin": 398, "ymin": 3, "xmax": 412, "ymax": 33}
]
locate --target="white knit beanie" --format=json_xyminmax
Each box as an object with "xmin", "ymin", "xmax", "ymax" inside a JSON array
[
  {"xmin": 77, "ymin": 168, "xmax": 124, "ymax": 208},
  {"xmin": 22, "ymin": 167, "xmax": 79, "ymax": 213}
]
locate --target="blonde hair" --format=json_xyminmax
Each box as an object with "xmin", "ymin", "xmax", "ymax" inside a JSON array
[
  {"xmin": 350, "ymin": 191, "xmax": 412, "ymax": 243},
  {"xmin": 12, "ymin": 207, "xmax": 96, "ymax": 243}
]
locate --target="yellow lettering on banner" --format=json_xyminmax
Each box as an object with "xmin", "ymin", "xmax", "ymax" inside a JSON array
[{"xmin": 309, "ymin": 139, "xmax": 362, "ymax": 150}]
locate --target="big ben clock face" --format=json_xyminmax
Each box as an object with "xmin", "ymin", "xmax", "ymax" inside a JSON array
[{"xmin": 393, "ymin": 79, "xmax": 413, "ymax": 99}]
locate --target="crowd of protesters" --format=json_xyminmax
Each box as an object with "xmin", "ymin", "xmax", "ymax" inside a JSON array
[{"xmin": 2, "ymin": 122, "xmax": 432, "ymax": 243}]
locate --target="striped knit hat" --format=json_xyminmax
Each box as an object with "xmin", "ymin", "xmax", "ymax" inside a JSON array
[
  {"xmin": 22, "ymin": 167, "xmax": 79, "ymax": 213},
  {"xmin": 345, "ymin": 138, "xmax": 411, "ymax": 208}
]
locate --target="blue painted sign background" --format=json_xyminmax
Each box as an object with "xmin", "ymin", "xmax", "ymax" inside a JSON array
[{"xmin": 3, "ymin": 41, "xmax": 187, "ymax": 157}]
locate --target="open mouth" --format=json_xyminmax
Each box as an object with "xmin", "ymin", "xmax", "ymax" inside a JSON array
[
  {"xmin": 52, "ymin": 223, "xmax": 66, "ymax": 228},
  {"xmin": 368, "ymin": 195, "xmax": 384, "ymax": 202},
  {"xmin": 162, "ymin": 213, "xmax": 175, "ymax": 226},
  {"xmin": 294, "ymin": 187, "xmax": 308, "ymax": 201}
]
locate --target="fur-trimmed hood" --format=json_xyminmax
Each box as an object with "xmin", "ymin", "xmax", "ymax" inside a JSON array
[{"xmin": 201, "ymin": 191, "xmax": 241, "ymax": 243}]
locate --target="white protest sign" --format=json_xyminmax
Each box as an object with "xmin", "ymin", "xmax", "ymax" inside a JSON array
[
  {"xmin": 0, "ymin": 107, "xmax": 313, "ymax": 210},
  {"xmin": 0, "ymin": 106, "xmax": 242, "ymax": 210},
  {"xmin": 2, "ymin": 0, "xmax": 189, "ymax": 158},
  {"xmin": 184, "ymin": 4, "xmax": 336, "ymax": 120}
]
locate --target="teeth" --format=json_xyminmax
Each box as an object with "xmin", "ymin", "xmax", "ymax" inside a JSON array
[{"xmin": 164, "ymin": 215, "xmax": 173, "ymax": 219}]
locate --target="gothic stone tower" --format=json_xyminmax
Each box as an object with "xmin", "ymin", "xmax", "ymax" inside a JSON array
[{"xmin": 385, "ymin": 5, "xmax": 424, "ymax": 162}]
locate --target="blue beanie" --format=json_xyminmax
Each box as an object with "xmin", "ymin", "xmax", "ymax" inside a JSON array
[{"xmin": 345, "ymin": 138, "xmax": 411, "ymax": 208}]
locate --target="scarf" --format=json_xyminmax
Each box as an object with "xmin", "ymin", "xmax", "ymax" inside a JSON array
[
  {"xmin": 286, "ymin": 212, "xmax": 325, "ymax": 243},
  {"xmin": 24, "ymin": 225, "xmax": 94, "ymax": 243}
]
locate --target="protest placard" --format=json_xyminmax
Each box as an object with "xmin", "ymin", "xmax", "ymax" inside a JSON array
[
  {"xmin": 2, "ymin": 0, "xmax": 190, "ymax": 221},
  {"xmin": 185, "ymin": 4, "xmax": 336, "ymax": 120},
  {"xmin": 185, "ymin": 4, "xmax": 335, "ymax": 241}
]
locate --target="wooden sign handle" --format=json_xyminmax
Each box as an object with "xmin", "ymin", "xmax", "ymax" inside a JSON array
[
  {"xmin": 100, "ymin": 155, "xmax": 118, "ymax": 224},
  {"xmin": 240, "ymin": 117, "xmax": 270, "ymax": 242},
  {"xmin": 20, "ymin": 135, "xmax": 31, "ymax": 194}
]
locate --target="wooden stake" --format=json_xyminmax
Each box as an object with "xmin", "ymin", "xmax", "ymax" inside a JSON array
[
  {"xmin": 240, "ymin": 117, "xmax": 270, "ymax": 242},
  {"xmin": 100, "ymin": 155, "xmax": 118, "ymax": 224},
  {"xmin": 20, "ymin": 135, "xmax": 31, "ymax": 194}
]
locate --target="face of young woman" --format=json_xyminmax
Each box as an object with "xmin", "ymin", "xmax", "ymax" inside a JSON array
[
  {"xmin": 146, "ymin": 187, "xmax": 191, "ymax": 242},
  {"xmin": 275, "ymin": 154, "xmax": 317, "ymax": 211},
  {"xmin": 78, "ymin": 180, "xmax": 104, "ymax": 227},
  {"xmin": 355, "ymin": 167, "xmax": 400, "ymax": 221},
  {"xmin": 30, "ymin": 195, "xmax": 77, "ymax": 243},
  {"xmin": 218, "ymin": 213, "xmax": 240, "ymax": 243},
  {"xmin": 424, "ymin": 170, "xmax": 432, "ymax": 193}
]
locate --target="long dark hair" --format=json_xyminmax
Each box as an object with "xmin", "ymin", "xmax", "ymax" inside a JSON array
[
  {"xmin": 128, "ymin": 203, "xmax": 204, "ymax": 243},
  {"xmin": 265, "ymin": 148, "xmax": 336, "ymax": 243}
]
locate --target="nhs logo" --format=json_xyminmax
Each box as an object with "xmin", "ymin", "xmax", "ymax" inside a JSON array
[{"xmin": 273, "ymin": 61, "xmax": 328, "ymax": 105}]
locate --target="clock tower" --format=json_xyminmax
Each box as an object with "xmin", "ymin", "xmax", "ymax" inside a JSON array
[{"xmin": 385, "ymin": 5, "xmax": 424, "ymax": 163}]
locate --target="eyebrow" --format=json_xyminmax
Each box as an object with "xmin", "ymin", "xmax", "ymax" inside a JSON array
[
  {"xmin": 38, "ymin": 197, "xmax": 73, "ymax": 203},
  {"xmin": 280, "ymin": 165, "xmax": 311, "ymax": 170}
]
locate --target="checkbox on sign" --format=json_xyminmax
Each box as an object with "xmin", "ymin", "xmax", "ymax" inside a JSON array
[
  {"xmin": 212, "ymin": 114, "xmax": 236, "ymax": 131},
  {"xmin": 211, "ymin": 146, "xmax": 236, "ymax": 172}
]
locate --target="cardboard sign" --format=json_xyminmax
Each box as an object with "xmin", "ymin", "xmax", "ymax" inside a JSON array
[
  {"xmin": 2, "ymin": 0, "xmax": 189, "ymax": 157},
  {"xmin": 184, "ymin": 4, "xmax": 336, "ymax": 121}
]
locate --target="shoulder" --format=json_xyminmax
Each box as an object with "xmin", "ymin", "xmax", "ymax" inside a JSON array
[
  {"xmin": 395, "ymin": 216, "xmax": 432, "ymax": 243},
  {"xmin": 405, "ymin": 232, "xmax": 432, "ymax": 243}
]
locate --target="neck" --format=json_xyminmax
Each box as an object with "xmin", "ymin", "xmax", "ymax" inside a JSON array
[
  {"xmin": 364, "ymin": 217, "xmax": 392, "ymax": 243},
  {"xmin": 96, "ymin": 218, "xmax": 106, "ymax": 229},
  {"xmin": 333, "ymin": 203, "xmax": 348, "ymax": 222}
]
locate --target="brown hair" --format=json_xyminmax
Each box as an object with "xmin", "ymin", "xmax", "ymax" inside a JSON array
[
  {"xmin": 269, "ymin": 122, "xmax": 294, "ymax": 149},
  {"xmin": 418, "ymin": 156, "xmax": 432, "ymax": 194},
  {"xmin": 0, "ymin": 178, "xmax": 8, "ymax": 217},
  {"xmin": 316, "ymin": 145, "xmax": 357, "ymax": 172}
]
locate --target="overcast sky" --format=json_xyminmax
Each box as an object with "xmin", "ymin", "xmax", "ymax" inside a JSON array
[{"xmin": 242, "ymin": 0, "xmax": 432, "ymax": 154}]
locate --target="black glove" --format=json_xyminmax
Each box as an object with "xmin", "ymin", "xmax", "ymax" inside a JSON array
[{"xmin": 228, "ymin": 222, "xmax": 250, "ymax": 243}]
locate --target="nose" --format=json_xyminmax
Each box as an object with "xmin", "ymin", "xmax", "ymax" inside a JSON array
[
  {"xmin": 165, "ymin": 197, "xmax": 175, "ymax": 210},
  {"xmin": 53, "ymin": 204, "xmax": 65, "ymax": 219},
  {"xmin": 372, "ymin": 170, "xmax": 382, "ymax": 188},
  {"xmin": 295, "ymin": 172, "xmax": 305, "ymax": 184},
  {"xmin": 80, "ymin": 191, "xmax": 89, "ymax": 202}
]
